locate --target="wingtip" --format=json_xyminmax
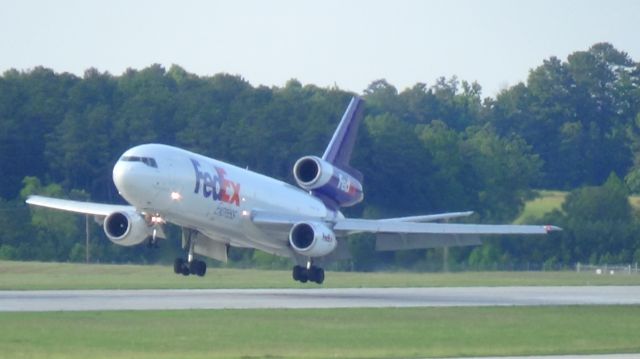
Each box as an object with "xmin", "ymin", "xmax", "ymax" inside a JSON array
[{"xmin": 544, "ymin": 225, "xmax": 562, "ymax": 233}]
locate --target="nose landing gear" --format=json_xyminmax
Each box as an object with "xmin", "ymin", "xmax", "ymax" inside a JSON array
[
  {"xmin": 146, "ymin": 228, "xmax": 160, "ymax": 248},
  {"xmin": 146, "ymin": 214, "xmax": 165, "ymax": 248}
]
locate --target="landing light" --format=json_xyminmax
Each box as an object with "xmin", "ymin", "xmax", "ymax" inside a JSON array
[
  {"xmin": 171, "ymin": 191, "xmax": 182, "ymax": 201},
  {"xmin": 151, "ymin": 215, "xmax": 165, "ymax": 224}
]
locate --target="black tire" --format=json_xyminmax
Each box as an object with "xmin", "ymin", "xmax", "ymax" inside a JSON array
[
  {"xmin": 315, "ymin": 268, "xmax": 325, "ymax": 284},
  {"xmin": 292, "ymin": 266, "xmax": 301, "ymax": 281},
  {"xmin": 309, "ymin": 266, "xmax": 324, "ymax": 284},
  {"xmin": 297, "ymin": 266, "xmax": 309, "ymax": 283},
  {"xmin": 293, "ymin": 265, "xmax": 307, "ymax": 282},
  {"xmin": 196, "ymin": 261, "xmax": 207, "ymax": 277},
  {"xmin": 181, "ymin": 264, "xmax": 190, "ymax": 276},
  {"xmin": 174, "ymin": 258, "xmax": 184, "ymax": 274}
]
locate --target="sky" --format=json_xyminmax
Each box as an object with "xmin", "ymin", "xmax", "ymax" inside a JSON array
[{"xmin": 1, "ymin": 0, "xmax": 639, "ymax": 97}]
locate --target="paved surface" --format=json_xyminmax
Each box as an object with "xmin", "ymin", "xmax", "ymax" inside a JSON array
[{"xmin": 1, "ymin": 286, "xmax": 640, "ymax": 312}]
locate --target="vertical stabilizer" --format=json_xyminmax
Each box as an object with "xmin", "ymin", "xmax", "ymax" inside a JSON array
[{"xmin": 322, "ymin": 96, "xmax": 365, "ymax": 182}]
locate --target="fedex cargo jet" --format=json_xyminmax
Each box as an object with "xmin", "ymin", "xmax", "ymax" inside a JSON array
[{"xmin": 27, "ymin": 97, "xmax": 559, "ymax": 284}]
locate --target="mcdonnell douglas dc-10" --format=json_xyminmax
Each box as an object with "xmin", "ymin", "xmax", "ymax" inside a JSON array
[{"xmin": 27, "ymin": 97, "xmax": 559, "ymax": 284}]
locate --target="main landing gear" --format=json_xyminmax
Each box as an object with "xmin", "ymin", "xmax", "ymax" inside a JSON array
[
  {"xmin": 173, "ymin": 257, "xmax": 207, "ymax": 277},
  {"xmin": 292, "ymin": 262, "xmax": 325, "ymax": 284},
  {"xmin": 173, "ymin": 228, "xmax": 207, "ymax": 277}
]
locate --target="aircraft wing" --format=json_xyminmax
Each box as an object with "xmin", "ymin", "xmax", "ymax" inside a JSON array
[
  {"xmin": 250, "ymin": 209, "xmax": 559, "ymax": 236},
  {"xmin": 380, "ymin": 211, "xmax": 474, "ymax": 223},
  {"xmin": 334, "ymin": 218, "xmax": 559, "ymax": 251},
  {"xmin": 333, "ymin": 218, "xmax": 560, "ymax": 235},
  {"xmin": 26, "ymin": 195, "xmax": 135, "ymax": 216}
]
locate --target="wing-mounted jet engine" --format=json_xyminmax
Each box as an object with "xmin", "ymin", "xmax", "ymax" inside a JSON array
[
  {"xmin": 288, "ymin": 221, "xmax": 337, "ymax": 257},
  {"xmin": 103, "ymin": 210, "xmax": 156, "ymax": 246},
  {"xmin": 288, "ymin": 221, "xmax": 336, "ymax": 284}
]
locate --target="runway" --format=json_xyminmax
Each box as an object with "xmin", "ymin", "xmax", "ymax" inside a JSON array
[{"xmin": 1, "ymin": 286, "xmax": 640, "ymax": 312}]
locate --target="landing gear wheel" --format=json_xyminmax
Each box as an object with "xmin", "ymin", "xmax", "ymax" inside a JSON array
[
  {"xmin": 309, "ymin": 267, "xmax": 325, "ymax": 284},
  {"xmin": 293, "ymin": 265, "xmax": 324, "ymax": 284},
  {"xmin": 190, "ymin": 260, "xmax": 207, "ymax": 277},
  {"xmin": 174, "ymin": 257, "xmax": 193, "ymax": 276},
  {"xmin": 177, "ymin": 229, "xmax": 206, "ymax": 277},
  {"xmin": 292, "ymin": 265, "xmax": 308, "ymax": 282},
  {"xmin": 292, "ymin": 265, "xmax": 300, "ymax": 281},
  {"xmin": 174, "ymin": 258, "xmax": 185, "ymax": 274},
  {"xmin": 181, "ymin": 265, "xmax": 190, "ymax": 276},
  {"xmin": 198, "ymin": 261, "xmax": 207, "ymax": 277}
]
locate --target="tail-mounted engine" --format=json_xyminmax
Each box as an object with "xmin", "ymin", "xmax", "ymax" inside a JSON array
[
  {"xmin": 289, "ymin": 221, "xmax": 337, "ymax": 257},
  {"xmin": 293, "ymin": 156, "xmax": 363, "ymax": 207},
  {"xmin": 103, "ymin": 211, "xmax": 151, "ymax": 246}
]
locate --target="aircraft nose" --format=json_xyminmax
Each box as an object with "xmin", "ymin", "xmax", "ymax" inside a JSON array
[
  {"xmin": 113, "ymin": 160, "xmax": 142, "ymax": 203},
  {"xmin": 112, "ymin": 156, "xmax": 166, "ymax": 209},
  {"xmin": 113, "ymin": 160, "xmax": 136, "ymax": 199}
]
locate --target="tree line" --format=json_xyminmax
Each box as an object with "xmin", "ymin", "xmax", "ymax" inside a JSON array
[{"xmin": 1, "ymin": 42, "xmax": 639, "ymax": 270}]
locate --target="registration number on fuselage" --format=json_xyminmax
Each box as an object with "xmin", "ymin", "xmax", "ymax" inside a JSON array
[{"xmin": 214, "ymin": 205, "xmax": 237, "ymax": 220}]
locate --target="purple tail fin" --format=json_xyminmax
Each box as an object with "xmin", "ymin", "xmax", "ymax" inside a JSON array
[{"xmin": 322, "ymin": 96, "xmax": 365, "ymax": 182}]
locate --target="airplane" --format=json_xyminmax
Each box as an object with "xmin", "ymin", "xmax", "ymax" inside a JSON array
[{"xmin": 26, "ymin": 96, "xmax": 559, "ymax": 284}]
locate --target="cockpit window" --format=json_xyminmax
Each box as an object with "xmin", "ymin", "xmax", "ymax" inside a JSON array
[
  {"xmin": 142, "ymin": 157, "xmax": 158, "ymax": 168},
  {"xmin": 121, "ymin": 155, "xmax": 158, "ymax": 168}
]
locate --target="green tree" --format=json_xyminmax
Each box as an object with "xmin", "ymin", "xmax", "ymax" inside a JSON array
[
  {"xmin": 539, "ymin": 173, "xmax": 639, "ymax": 264},
  {"xmin": 19, "ymin": 177, "xmax": 80, "ymax": 261},
  {"xmin": 490, "ymin": 43, "xmax": 639, "ymax": 189}
]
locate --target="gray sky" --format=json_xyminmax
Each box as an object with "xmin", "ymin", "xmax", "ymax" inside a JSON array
[{"xmin": 1, "ymin": 0, "xmax": 639, "ymax": 97}]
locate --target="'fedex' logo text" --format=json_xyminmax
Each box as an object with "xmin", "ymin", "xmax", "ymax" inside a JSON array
[{"xmin": 191, "ymin": 159, "xmax": 241, "ymax": 206}]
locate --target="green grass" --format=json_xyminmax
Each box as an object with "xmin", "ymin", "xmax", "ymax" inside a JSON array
[
  {"xmin": 630, "ymin": 195, "xmax": 640, "ymax": 209},
  {"xmin": 2, "ymin": 260, "xmax": 640, "ymax": 290},
  {"xmin": 515, "ymin": 190, "xmax": 567, "ymax": 224},
  {"xmin": 3, "ymin": 261, "xmax": 639, "ymax": 357},
  {"xmin": 1, "ymin": 306, "xmax": 639, "ymax": 358},
  {"xmin": 516, "ymin": 190, "xmax": 640, "ymax": 224}
]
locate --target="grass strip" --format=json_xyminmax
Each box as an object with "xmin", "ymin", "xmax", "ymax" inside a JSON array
[
  {"xmin": 2, "ymin": 260, "xmax": 640, "ymax": 290},
  {"xmin": 1, "ymin": 306, "xmax": 639, "ymax": 358}
]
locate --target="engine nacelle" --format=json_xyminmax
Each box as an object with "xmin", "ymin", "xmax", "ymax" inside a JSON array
[
  {"xmin": 289, "ymin": 222, "xmax": 337, "ymax": 257},
  {"xmin": 103, "ymin": 211, "xmax": 150, "ymax": 247},
  {"xmin": 293, "ymin": 156, "xmax": 363, "ymax": 207}
]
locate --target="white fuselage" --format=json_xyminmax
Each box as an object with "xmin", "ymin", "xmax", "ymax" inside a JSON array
[{"xmin": 112, "ymin": 144, "xmax": 332, "ymax": 256}]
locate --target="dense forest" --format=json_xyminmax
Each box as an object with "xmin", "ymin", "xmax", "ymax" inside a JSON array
[{"xmin": 1, "ymin": 42, "xmax": 640, "ymax": 270}]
